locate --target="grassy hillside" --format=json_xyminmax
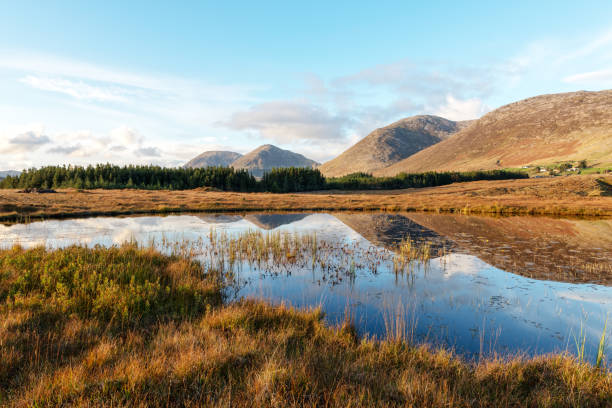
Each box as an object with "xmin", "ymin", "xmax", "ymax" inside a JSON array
[
  {"xmin": 377, "ymin": 90, "xmax": 612, "ymax": 175},
  {"xmin": 320, "ymin": 115, "xmax": 471, "ymax": 177}
]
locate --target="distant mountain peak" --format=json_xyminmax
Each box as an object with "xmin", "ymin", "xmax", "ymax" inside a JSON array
[
  {"xmin": 0, "ymin": 170, "xmax": 21, "ymax": 179},
  {"xmin": 230, "ymin": 144, "xmax": 319, "ymax": 177},
  {"xmin": 183, "ymin": 150, "xmax": 242, "ymax": 168}
]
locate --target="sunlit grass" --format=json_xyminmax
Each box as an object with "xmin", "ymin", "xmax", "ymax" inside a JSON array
[{"xmin": 0, "ymin": 242, "xmax": 611, "ymax": 406}]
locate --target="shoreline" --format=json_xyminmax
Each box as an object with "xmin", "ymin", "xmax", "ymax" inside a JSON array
[
  {"xmin": 1, "ymin": 175, "xmax": 611, "ymax": 223},
  {"xmin": 2, "ymin": 244, "xmax": 610, "ymax": 406},
  {"xmin": 2, "ymin": 205, "xmax": 611, "ymax": 225}
]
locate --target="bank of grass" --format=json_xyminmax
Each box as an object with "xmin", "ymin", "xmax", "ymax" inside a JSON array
[
  {"xmin": 1, "ymin": 244, "xmax": 611, "ymax": 407},
  {"xmin": 1, "ymin": 174, "xmax": 612, "ymax": 223}
]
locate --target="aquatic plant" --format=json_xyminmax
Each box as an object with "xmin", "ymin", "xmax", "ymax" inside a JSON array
[{"xmin": 392, "ymin": 237, "xmax": 432, "ymax": 275}]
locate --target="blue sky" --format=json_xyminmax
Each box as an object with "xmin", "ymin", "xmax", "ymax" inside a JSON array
[{"xmin": 2, "ymin": 1, "xmax": 612, "ymax": 170}]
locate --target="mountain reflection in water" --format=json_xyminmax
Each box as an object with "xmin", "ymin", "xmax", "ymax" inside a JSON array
[{"xmin": 1, "ymin": 212, "xmax": 610, "ymax": 365}]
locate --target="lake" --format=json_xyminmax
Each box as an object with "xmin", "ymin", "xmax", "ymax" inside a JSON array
[{"xmin": 2, "ymin": 212, "xmax": 611, "ymax": 366}]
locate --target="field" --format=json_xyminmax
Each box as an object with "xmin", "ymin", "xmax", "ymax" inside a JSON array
[
  {"xmin": 1, "ymin": 175, "xmax": 611, "ymax": 222},
  {"xmin": 1, "ymin": 244, "xmax": 611, "ymax": 407}
]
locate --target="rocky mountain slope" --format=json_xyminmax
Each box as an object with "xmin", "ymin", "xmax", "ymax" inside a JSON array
[
  {"xmin": 377, "ymin": 90, "xmax": 612, "ymax": 175},
  {"xmin": 319, "ymin": 115, "xmax": 472, "ymax": 177}
]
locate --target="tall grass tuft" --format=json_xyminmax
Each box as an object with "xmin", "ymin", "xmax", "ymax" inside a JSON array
[{"xmin": 597, "ymin": 315, "xmax": 609, "ymax": 370}]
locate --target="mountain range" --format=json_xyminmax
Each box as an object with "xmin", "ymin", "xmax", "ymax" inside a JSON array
[
  {"xmin": 377, "ymin": 90, "xmax": 612, "ymax": 175},
  {"xmin": 185, "ymin": 89, "xmax": 612, "ymax": 178},
  {"xmin": 185, "ymin": 144, "xmax": 319, "ymax": 178}
]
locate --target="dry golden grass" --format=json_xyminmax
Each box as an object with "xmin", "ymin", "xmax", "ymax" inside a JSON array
[
  {"xmin": 1, "ymin": 244, "xmax": 611, "ymax": 407},
  {"xmin": 1, "ymin": 175, "xmax": 611, "ymax": 223}
]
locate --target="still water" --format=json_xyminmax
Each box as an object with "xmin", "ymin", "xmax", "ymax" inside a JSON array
[{"xmin": 1, "ymin": 212, "xmax": 611, "ymax": 365}]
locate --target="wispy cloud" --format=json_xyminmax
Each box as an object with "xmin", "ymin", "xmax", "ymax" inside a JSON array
[
  {"xmin": 563, "ymin": 68, "xmax": 612, "ymax": 84},
  {"xmin": 20, "ymin": 75, "xmax": 128, "ymax": 102},
  {"xmin": 557, "ymin": 28, "xmax": 612, "ymax": 64},
  {"xmin": 0, "ymin": 52, "xmax": 262, "ymax": 100},
  {"xmin": 46, "ymin": 145, "xmax": 81, "ymax": 155},
  {"xmin": 0, "ymin": 52, "xmax": 174, "ymax": 91}
]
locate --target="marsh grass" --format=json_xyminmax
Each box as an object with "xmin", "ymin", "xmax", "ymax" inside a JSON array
[
  {"xmin": 0, "ymin": 242, "xmax": 611, "ymax": 406},
  {"xmin": 392, "ymin": 237, "xmax": 432, "ymax": 275},
  {"xmin": 597, "ymin": 316, "xmax": 609, "ymax": 370},
  {"xmin": 199, "ymin": 229, "xmax": 397, "ymax": 288}
]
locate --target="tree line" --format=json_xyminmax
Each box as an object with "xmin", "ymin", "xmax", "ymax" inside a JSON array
[
  {"xmin": 325, "ymin": 170, "xmax": 527, "ymax": 190},
  {"xmin": 0, "ymin": 164, "xmax": 527, "ymax": 192}
]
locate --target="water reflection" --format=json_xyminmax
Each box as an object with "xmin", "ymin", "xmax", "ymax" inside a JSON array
[
  {"xmin": 0, "ymin": 212, "xmax": 610, "ymax": 365},
  {"xmin": 244, "ymin": 213, "xmax": 309, "ymax": 229}
]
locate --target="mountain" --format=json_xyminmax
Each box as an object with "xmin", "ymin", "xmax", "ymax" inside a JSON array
[
  {"xmin": 377, "ymin": 90, "xmax": 612, "ymax": 175},
  {"xmin": 319, "ymin": 115, "xmax": 472, "ymax": 177},
  {"xmin": 0, "ymin": 170, "xmax": 20, "ymax": 179},
  {"xmin": 230, "ymin": 144, "xmax": 319, "ymax": 177},
  {"xmin": 183, "ymin": 151, "xmax": 242, "ymax": 168}
]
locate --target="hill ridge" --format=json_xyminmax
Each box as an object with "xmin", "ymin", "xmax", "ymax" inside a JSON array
[
  {"xmin": 377, "ymin": 90, "xmax": 612, "ymax": 175},
  {"xmin": 319, "ymin": 115, "xmax": 471, "ymax": 177}
]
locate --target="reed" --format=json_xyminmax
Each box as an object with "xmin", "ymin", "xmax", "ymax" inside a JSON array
[
  {"xmin": 392, "ymin": 237, "xmax": 432, "ymax": 275},
  {"xmin": 597, "ymin": 316, "xmax": 609, "ymax": 370},
  {"xmin": 1, "ymin": 242, "xmax": 611, "ymax": 407}
]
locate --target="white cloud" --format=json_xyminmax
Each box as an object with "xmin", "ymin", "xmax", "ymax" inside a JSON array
[
  {"xmin": 0, "ymin": 125, "xmax": 173, "ymax": 166},
  {"xmin": 433, "ymin": 95, "xmax": 489, "ymax": 121},
  {"xmin": 134, "ymin": 146, "xmax": 162, "ymax": 157},
  {"xmin": 46, "ymin": 145, "xmax": 81, "ymax": 155},
  {"xmin": 221, "ymin": 101, "xmax": 351, "ymax": 143},
  {"xmin": 109, "ymin": 126, "xmax": 143, "ymax": 146},
  {"xmin": 1, "ymin": 130, "xmax": 51, "ymax": 153},
  {"xmin": 20, "ymin": 75, "xmax": 128, "ymax": 102},
  {"xmin": 9, "ymin": 131, "xmax": 50, "ymax": 146}
]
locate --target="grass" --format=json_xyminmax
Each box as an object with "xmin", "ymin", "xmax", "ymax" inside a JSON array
[
  {"xmin": 1, "ymin": 174, "xmax": 612, "ymax": 223},
  {"xmin": 392, "ymin": 238, "xmax": 433, "ymax": 275},
  {"xmin": 598, "ymin": 316, "xmax": 609, "ymax": 370},
  {"xmin": 0, "ymin": 243, "xmax": 611, "ymax": 406},
  {"xmin": 581, "ymin": 167, "xmax": 612, "ymax": 175}
]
